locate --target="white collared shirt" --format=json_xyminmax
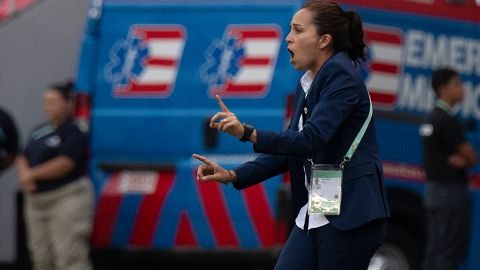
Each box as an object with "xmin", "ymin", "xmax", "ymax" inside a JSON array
[{"xmin": 295, "ymin": 71, "xmax": 330, "ymax": 230}]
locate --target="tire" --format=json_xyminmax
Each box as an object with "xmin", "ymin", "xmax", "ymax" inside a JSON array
[{"xmin": 368, "ymin": 225, "xmax": 422, "ymax": 270}]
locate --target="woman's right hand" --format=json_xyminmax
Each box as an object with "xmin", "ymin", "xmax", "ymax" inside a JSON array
[
  {"xmin": 210, "ymin": 95, "xmax": 244, "ymax": 139},
  {"xmin": 192, "ymin": 154, "xmax": 236, "ymax": 185},
  {"xmin": 18, "ymin": 169, "xmax": 37, "ymax": 193},
  {"xmin": 16, "ymin": 156, "xmax": 37, "ymax": 193}
]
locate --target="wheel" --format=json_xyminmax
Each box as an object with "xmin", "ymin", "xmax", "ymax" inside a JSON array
[
  {"xmin": 368, "ymin": 224, "xmax": 422, "ymax": 270},
  {"xmin": 368, "ymin": 243, "xmax": 410, "ymax": 270}
]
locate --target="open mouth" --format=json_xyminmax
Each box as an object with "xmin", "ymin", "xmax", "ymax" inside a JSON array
[{"xmin": 288, "ymin": 48, "xmax": 294, "ymax": 59}]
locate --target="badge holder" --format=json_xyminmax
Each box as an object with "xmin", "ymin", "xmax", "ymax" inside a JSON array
[
  {"xmin": 307, "ymin": 94, "xmax": 373, "ymax": 216},
  {"xmin": 308, "ymin": 164, "xmax": 343, "ymax": 215}
]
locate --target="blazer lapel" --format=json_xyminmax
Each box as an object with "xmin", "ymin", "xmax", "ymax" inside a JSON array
[{"xmin": 290, "ymin": 86, "xmax": 306, "ymax": 131}]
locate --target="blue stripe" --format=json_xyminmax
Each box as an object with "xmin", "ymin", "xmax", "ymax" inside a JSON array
[
  {"xmin": 110, "ymin": 194, "xmax": 143, "ymax": 246},
  {"xmin": 153, "ymin": 168, "xmax": 215, "ymax": 247},
  {"xmin": 223, "ymin": 185, "xmax": 259, "ymax": 248}
]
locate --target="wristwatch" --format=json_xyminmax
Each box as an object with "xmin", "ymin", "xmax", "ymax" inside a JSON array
[{"xmin": 239, "ymin": 123, "xmax": 254, "ymax": 142}]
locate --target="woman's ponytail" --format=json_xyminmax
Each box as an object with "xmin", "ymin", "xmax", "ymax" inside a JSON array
[{"xmin": 345, "ymin": 11, "xmax": 366, "ymax": 63}]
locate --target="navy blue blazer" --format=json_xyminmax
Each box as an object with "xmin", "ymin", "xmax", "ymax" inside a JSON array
[{"xmin": 233, "ymin": 52, "xmax": 390, "ymax": 230}]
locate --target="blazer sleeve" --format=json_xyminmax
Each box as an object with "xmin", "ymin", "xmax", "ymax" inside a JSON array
[
  {"xmin": 254, "ymin": 62, "xmax": 360, "ymax": 156},
  {"xmin": 232, "ymin": 153, "xmax": 288, "ymax": 190}
]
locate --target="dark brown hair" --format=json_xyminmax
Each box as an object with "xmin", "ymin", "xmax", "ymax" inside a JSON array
[
  {"xmin": 302, "ymin": 0, "xmax": 366, "ymax": 64},
  {"xmin": 48, "ymin": 81, "xmax": 74, "ymax": 101},
  {"xmin": 431, "ymin": 68, "xmax": 458, "ymax": 96}
]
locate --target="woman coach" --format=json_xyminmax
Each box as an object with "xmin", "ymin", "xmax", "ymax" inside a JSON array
[{"xmin": 193, "ymin": 1, "xmax": 389, "ymax": 269}]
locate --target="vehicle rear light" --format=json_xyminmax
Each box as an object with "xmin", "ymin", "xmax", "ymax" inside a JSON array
[
  {"xmin": 282, "ymin": 172, "xmax": 290, "ymax": 184},
  {"xmin": 74, "ymin": 92, "xmax": 91, "ymax": 120}
]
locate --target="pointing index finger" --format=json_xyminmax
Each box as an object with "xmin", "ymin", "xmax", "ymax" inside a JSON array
[
  {"xmin": 192, "ymin": 154, "xmax": 214, "ymax": 166},
  {"xmin": 216, "ymin": 95, "xmax": 230, "ymax": 112}
]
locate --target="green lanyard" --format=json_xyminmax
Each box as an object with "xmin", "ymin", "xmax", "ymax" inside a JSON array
[
  {"xmin": 340, "ymin": 93, "xmax": 373, "ymax": 168},
  {"xmin": 435, "ymin": 99, "xmax": 452, "ymax": 114}
]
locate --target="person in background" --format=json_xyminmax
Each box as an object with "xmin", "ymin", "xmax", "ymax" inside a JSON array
[
  {"xmin": 16, "ymin": 81, "xmax": 93, "ymax": 270},
  {"xmin": 0, "ymin": 107, "xmax": 19, "ymax": 173},
  {"xmin": 193, "ymin": 1, "xmax": 389, "ymax": 269},
  {"xmin": 421, "ymin": 68, "xmax": 477, "ymax": 270}
]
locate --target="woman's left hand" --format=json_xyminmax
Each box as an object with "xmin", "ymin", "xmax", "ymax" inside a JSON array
[
  {"xmin": 192, "ymin": 154, "xmax": 234, "ymax": 184},
  {"xmin": 210, "ymin": 95, "xmax": 244, "ymax": 138}
]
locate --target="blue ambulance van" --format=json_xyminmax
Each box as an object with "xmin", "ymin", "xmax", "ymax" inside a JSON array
[
  {"xmin": 75, "ymin": 0, "xmax": 301, "ymax": 267},
  {"xmin": 75, "ymin": 0, "xmax": 480, "ymax": 269}
]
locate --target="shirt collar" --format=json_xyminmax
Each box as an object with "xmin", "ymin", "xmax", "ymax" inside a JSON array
[
  {"xmin": 300, "ymin": 70, "xmax": 314, "ymax": 95},
  {"xmin": 435, "ymin": 99, "xmax": 453, "ymax": 115}
]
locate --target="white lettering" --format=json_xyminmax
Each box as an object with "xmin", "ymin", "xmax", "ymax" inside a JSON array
[
  {"xmin": 460, "ymin": 82, "xmax": 480, "ymax": 120},
  {"xmin": 405, "ymin": 30, "xmax": 480, "ymax": 76},
  {"xmin": 429, "ymin": 35, "xmax": 449, "ymax": 69},
  {"xmin": 450, "ymin": 37, "xmax": 467, "ymax": 73},
  {"xmin": 405, "ymin": 30, "xmax": 425, "ymax": 68},
  {"xmin": 472, "ymin": 84, "xmax": 480, "ymax": 119},
  {"xmin": 396, "ymin": 75, "xmax": 480, "ymax": 120},
  {"xmin": 469, "ymin": 84, "xmax": 480, "ymax": 119},
  {"xmin": 397, "ymin": 73, "xmax": 434, "ymax": 113},
  {"xmin": 460, "ymin": 81, "xmax": 474, "ymax": 117},
  {"xmin": 467, "ymin": 40, "xmax": 480, "ymax": 76}
]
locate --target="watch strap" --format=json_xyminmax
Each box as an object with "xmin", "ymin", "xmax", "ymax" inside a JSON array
[{"xmin": 239, "ymin": 123, "xmax": 254, "ymax": 142}]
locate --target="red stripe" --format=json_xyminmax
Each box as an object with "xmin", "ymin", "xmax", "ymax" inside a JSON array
[
  {"xmin": 211, "ymin": 81, "xmax": 268, "ymax": 97},
  {"xmin": 240, "ymin": 58, "xmax": 271, "ymax": 66},
  {"xmin": 370, "ymin": 63, "xmax": 399, "ymax": 74},
  {"xmin": 174, "ymin": 211, "xmax": 198, "ymax": 246},
  {"xmin": 130, "ymin": 83, "xmax": 170, "ymax": 92},
  {"xmin": 337, "ymin": 0, "xmax": 480, "ymax": 23},
  {"xmin": 145, "ymin": 58, "xmax": 177, "ymax": 67},
  {"xmin": 230, "ymin": 28, "xmax": 279, "ymax": 39},
  {"xmin": 225, "ymin": 83, "xmax": 266, "ymax": 92},
  {"xmin": 91, "ymin": 173, "xmax": 124, "ymax": 247},
  {"xmin": 242, "ymin": 184, "xmax": 276, "ymax": 247},
  {"xmin": 383, "ymin": 161, "xmax": 425, "ymax": 182},
  {"xmin": 369, "ymin": 90, "xmax": 397, "ymax": 106},
  {"xmin": 129, "ymin": 170, "xmax": 176, "ymax": 246},
  {"xmin": 365, "ymin": 29, "xmax": 402, "ymax": 45},
  {"xmin": 383, "ymin": 161, "xmax": 480, "ymax": 190},
  {"xmin": 0, "ymin": 1, "xmax": 11, "ymax": 17},
  {"xmin": 135, "ymin": 28, "xmax": 184, "ymax": 39},
  {"xmin": 196, "ymin": 172, "xmax": 239, "ymax": 247}
]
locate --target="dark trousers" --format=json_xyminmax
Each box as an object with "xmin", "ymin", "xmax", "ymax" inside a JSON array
[
  {"xmin": 423, "ymin": 183, "xmax": 472, "ymax": 270},
  {"xmin": 274, "ymin": 219, "xmax": 386, "ymax": 270}
]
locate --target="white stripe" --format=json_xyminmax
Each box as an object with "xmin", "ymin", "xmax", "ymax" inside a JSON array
[
  {"xmin": 370, "ymin": 42, "xmax": 403, "ymax": 64},
  {"xmin": 148, "ymin": 39, "xmax": 185, "ymax": 59},
  {"xmin": 233, "ymin": 66, "xmax": 273, "ymax": 84},
  {"xmin": 242, "ymin": 39, "xmax": 280, "ymax": 58},
  {"xmin": 138, "ymin": 67, "xmax": 176, "ymax": 83},
  {"xmin": 366, "ymin": 72, "xmax": 399, "ymax": 94}
]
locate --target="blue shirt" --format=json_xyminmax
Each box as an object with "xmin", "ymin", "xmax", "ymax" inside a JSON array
[{"xmin": 23, "ymin": 118, "xmax": 88, "ymax": 193}]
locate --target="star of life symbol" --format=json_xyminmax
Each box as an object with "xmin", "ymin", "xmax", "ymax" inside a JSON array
[
  {"xmin": 105, "ymin": 25, "xmax": 186, "ymax": 97},
  {"xmin": 201, "ymin": 25, "xmax": 282, "ymax": 97}
]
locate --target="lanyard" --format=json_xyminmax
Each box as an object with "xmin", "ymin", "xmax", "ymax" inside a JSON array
[
  {"xmin": 304, "ymin": 93, "xmax": 373, "ymax": 189},
  {"xmin": 339, "ymin": 93, "xmax": 373, "ymax": 168}
]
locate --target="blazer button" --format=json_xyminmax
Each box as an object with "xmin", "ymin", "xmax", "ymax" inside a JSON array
[{"xmin": 303, "ymin": 107, "xmax": 308, "ymax": 115}]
